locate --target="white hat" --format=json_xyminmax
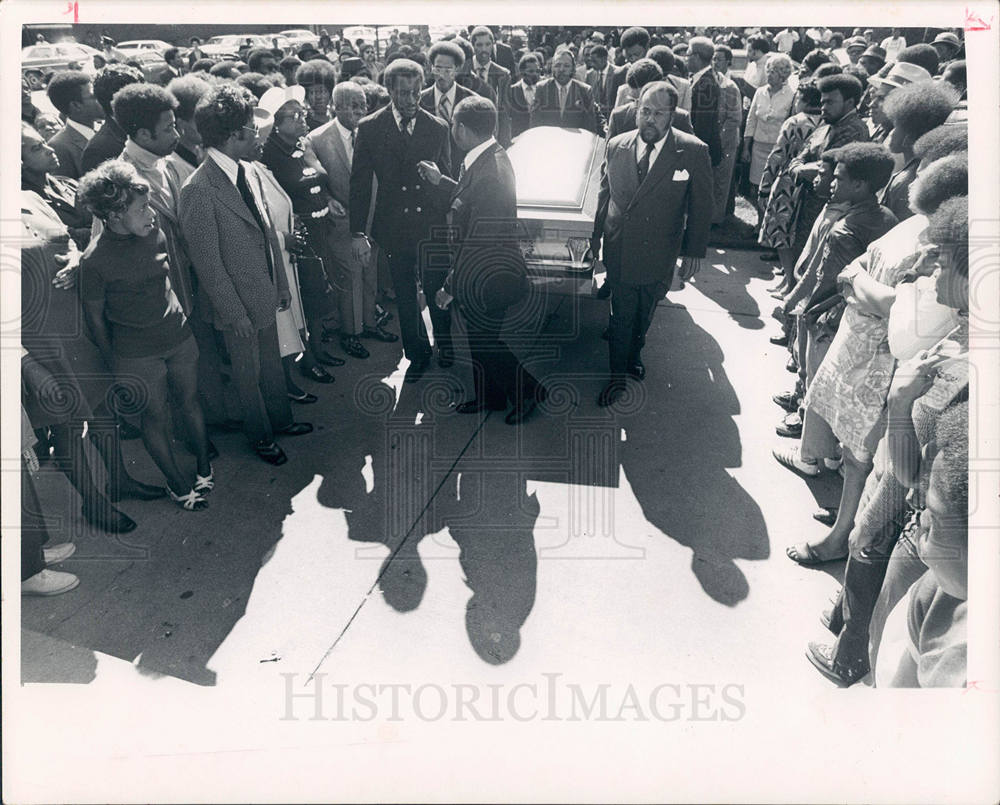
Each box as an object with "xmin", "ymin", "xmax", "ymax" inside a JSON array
[
  {"xmin": 868, "ymin": 60, "xmax": 932, "ymax": 90},
  {"xmin": 257, "ymin": 85, "xmax": 306, "ymax": 119}
]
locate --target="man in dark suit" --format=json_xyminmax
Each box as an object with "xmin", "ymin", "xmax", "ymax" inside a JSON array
[
  {"xmin": 508, "ymin": 52, "xmax": 542, "ymax": 140},
  {"xmin": 453, "ymin": 36, "xmax": 498, "ymax": 107},
  {"xmin": 608, "ymin": 26, "xmax": 651, "ymax": 108},
  {"xmin": 180, "ymin": 84, "xmax": 312, "ymax": 465},
  {"xmin": 45, "ymin": 71, "xmax": 105, "ymax": 179},
  {"xmin": 350, "ymin": 59, "xmax": 454, "ymax": 380},
  {"xmin": 419, "ymin": 40, "xmax": 482, "ymax": 177},
  {"xmin": 491, "ymin": 30, "xmax": 517, "ymax": 77},
  {"xmin": 529, "ymin": 49, "xmax": 605, "ymax": 135},
  {"xmin": 605, "ymin": 59, "xmax": 693, "ymax": 139},
  {"xmin": 685, "ymin": 36, "xmax": 723, "ymax": 167},
  {"xmin": 417, "ymin": 96, "xmax": 543, "ymax": 425},
  {"xmin": 591, "ymin": 81, "xmax": 713, "ymax": 406},
  {"xmin": 81, "ymin": 64, "xmax": 144, "ymax": 174},
  {"xmin": 586, "ymin": 45, "xmax": 617, "ymax": 120},
  {"xmin": 469, "ymin": 26, "xmax": 513, "ymax": 147}
]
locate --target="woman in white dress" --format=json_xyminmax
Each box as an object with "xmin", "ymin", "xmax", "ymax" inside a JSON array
[{"xmin": 742, "ymin": 53, "xmax": 796, "ymax": 223}]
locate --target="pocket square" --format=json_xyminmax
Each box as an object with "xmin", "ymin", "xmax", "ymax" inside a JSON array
[{"xmin": 673, "ymin": 169, "xmax": 690, "ymax": 181}]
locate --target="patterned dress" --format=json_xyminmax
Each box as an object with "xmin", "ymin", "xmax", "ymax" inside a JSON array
[
  {"xmin": 757, "ymin": 112, "xmax": 820, "ymax": 250},
  {"xmin": 804, "ymin": 215, "xmax": 930, "ymax": 461}
]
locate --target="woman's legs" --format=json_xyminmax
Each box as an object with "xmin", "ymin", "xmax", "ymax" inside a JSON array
[
  {"xmin": 135, "ymin": 368, "xmax": 195, "ymax": 497},
  {"xmin": 166, "ymin": 339, "xmax": 211, "ymax": 478}
]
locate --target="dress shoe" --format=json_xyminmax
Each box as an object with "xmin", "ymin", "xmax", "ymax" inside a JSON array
[
  {"xmin": 315, "ymin": 350, "xmax": 346, "ymax": 367},
  {"xmin": 43, "ymin": 542, "xmax": 76, "ymax": 565},
  {"xmin": 595, "ymin": 282, "xmax": 612, "ymax": 299},
  {"xmin": 785, "ymin": 355, "xmax": 797, "ymax": 373},
  {"xmin": 254, "ymin": 440, "xmax": 288, "ymax": 465},
  {"xmin": 626, "ymin": 360, "xmax": 645, "ymax": 381},
  {"xmin": 404, "ymin": 356, "xmax": 431, "ymax": 383},
  {"xmin": 22, "ymin": 569, "xmax": 80, "ymax": 597},
  {"xmin": 299, "ymin": 364, "xmax": 335, "ymax": 383},
  {"xmin": 82, "ymin": 502, "xmax": 137, "ymax": 533},
  {"xmin": 456, "ymin": 399, "xmax": 505, "ymax": 414},
  {"xmin": 772, "ymin": 390, "xmax": 800, "ymax": 412},
  {"xmin": 505, "ymin": 398, "xmax": 538, "ymax": 425},
  {"xmin": 278, "ymin": 422, "xmax": 313, "ymax": 436},
  {"xmin": 769, "ymin": 333, "xmax": 789, "ymax": 346},
  {"xmin": 375, "ymin": 303, "xmax": 394, "ymax": 326},
  {"xmin": 341, "ymin": 335, "xmax": 370, "ymax": 359},
  {"xmin": 288, "ymin": 390, "xmax": 319, "ymax": 404},
  {"xmin": 438, "ymin": 348, "xmax": 454, "ymax": 369},
  {"xmin": 361, "ymin": 324, "xmax": 399, "ymax": 342},
  {"xmin": 597, "ymin": 381, "xmax": 627, "ymax": 407},
  {"xmin": 108, "ymin": 478, "xmax": 168, "ymax": 502}
]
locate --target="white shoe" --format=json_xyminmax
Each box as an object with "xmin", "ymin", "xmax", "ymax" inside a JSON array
[
  {"xmin": 772, "ymin": 445, "xmax": 821, "ymax": 477},
  {"xmin": 43, "ymin": 542, "xmax": 76, "ymax": 565},
  {"xmin": 22, "ymin": 569, "xmax": 80, "ymax": 597}
]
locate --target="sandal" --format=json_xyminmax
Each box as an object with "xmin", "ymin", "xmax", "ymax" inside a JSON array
[
  {"xmin": 786, "ymin": 541, "xmax": 846, "ymax": 566},
  {"xmin": 169, "ymin": 488, "xmax": 208, "ymax": 511},
  {"xmin": 194, "ymin": 466, "xmax": 214, "ymax": 494}
]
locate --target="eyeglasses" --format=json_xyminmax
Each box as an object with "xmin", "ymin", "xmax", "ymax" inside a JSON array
[
  {"xmin": 432, "ymin": 65, "xmax": 456, "ymax": 74},
  {"xmin": 242, "ymin": 125, "xmax": 260, "ymax": 137},
  {"xmin": 278, "ymin": 110, "xmax": 307, "ymax": 122}
]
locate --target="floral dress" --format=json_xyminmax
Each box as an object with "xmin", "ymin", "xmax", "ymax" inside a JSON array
[{"xmin": 757, "ymin": 111, "xmax": 820, "ymax": 250}]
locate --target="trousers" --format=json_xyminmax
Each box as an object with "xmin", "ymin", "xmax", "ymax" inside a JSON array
[{"xmin": 221, "ymin": 323, "xmax": 291, "ymax": 444}]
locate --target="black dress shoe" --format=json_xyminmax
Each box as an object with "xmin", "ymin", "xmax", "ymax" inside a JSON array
[
  {"xmin": 254, "ymin": 440, "xmax": 288, "ymax": 465},
  {"xmin": 340, "ymin": 335, "xmax": 370, "ymax": 359},
  {"xmin": 596, "ymin": 282, "xmax": 612, "ymax": 299},
  {"xmin": 597, "ymin": 381, "xmax": 627, "ymax": 407},
  {"xmin": 315, "ymin": 350, "xmax": 346, "ymax": 367},
  {"xmin": 456, "ymin": 399, "xmax": 505, "ymax": 414},
  {"xmin": 505, "ymin": 398, "xmax": 538, "ymax": 425},
  {"xmin": 626, "ymin": 360, "xmax": 645, "ymax": 381},
  {"xmin": 288, "ymin": 390, "xmax": 319, "ymax": 404},
  {"xmin": 108, "ymin": 479, "xmax": 168, "ymax": 502},
  {"xmin": 82, "ymin": 502, "xmax": 137, "ymax": 533},
  {"xmin": 299, "ymin": 364, "xmax": 335, "ymax": 383},
  {"xmin": 278, "ymin": 422, "xmax": 314, "ymax": 436},
  {"xmin": 360, "ymin": 325, "xmax": 399, "ymax": 342},
  {"xmin": 769, "ymin": 333, "xmax": 789, "ymax": 346},
  {"xmin": 375, "ymin": 303, "xmax": 394, "ymax": 326},
  {"xmin": 404, "ymin": 356, "xmax": 431, "ymax": 383}
]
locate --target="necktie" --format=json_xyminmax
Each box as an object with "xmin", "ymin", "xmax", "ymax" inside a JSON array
[
  {"xmin": 236, "ymin": 162, "xmax": 274, "ymax": 281},
  {"xmin": 637, "ymin": 141, "xmax": 654, "ymax": 184},
  {"xmin": 479, "ymin": 66, "xmax": 488, "ymax": 84},
  {"xmin": 399, "ymin": 118, "xmax": 411, "ymax": 141},
  {"xmin": 438, "ymin": 95, "xmax": 451, "ymax": 122},
  {"xmin": 559, "ymin": 84, "xmax": 568, "ymax": 114}
]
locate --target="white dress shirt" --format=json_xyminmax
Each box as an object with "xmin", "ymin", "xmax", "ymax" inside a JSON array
[
  {"xmin": 207, "ymin": 147, "xmax": 240, "ymax": 184},
  {"xmin": 463, "ymin": 136, "xmax": 497, "ymax": 173},
  {"xmin": 743, "ymin": 57, "xmax": 768, "ymax": 88},
  {"xmin": 65, "ymin": 117, "xmax": 96, "ymax": 141},
  {"xmin": 635, "ymin": 130, "xmax": 669, "ymax": 171}
]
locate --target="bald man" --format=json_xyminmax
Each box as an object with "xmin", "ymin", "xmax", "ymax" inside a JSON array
[{"xmin": 306, "ymin": 82, "xmax": 399, "ymax": 348}]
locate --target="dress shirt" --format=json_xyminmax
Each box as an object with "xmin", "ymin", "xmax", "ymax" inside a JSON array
[
  {"xmin": 65, "ymin": 117, "xmax": 96, "ymax": 141},
  {"xmin": 123, "ymin": 139, "xmax": 173, "ymax": 208},
  {"xmin": 743, "ymin": 57, "xmax": 767, "ymax": 88},
  {"xmin": 522, "ymin": 82, "xmax": 537, "ymax": 108},
  {"xmin": 207, "ymin": 147, "xmax": 239, "ymax": 184},
  {"xmin": 392, "ymin": 107, "xmax": 416, "ymax": 135},
  {"xmin": 333, "ymin": 117, "xmax": 355, "ymax": 162},
  {"xmin": 635, "ymin": 130, "xmax": 669, "ymax": 171},
  {"xmin": 463, "ymin": 136, "xmax": 497, "ymax": 173}
]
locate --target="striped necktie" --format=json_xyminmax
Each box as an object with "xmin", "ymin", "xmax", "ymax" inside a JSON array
[{"xmin": 438, "ymin": 94, "xmax": 451, "ymax": 122}]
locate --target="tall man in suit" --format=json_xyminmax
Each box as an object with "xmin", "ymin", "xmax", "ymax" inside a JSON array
[
  {"xmin": 591, "ymin": 82, "xmax": 713, "ymax": 406},
  {"xmin": 417, "ymin": 96, "xmax": 543, "ymax": 425},
  {"xmin": 508, "ymin": 53, "xmax": 542, "ymax": 139},
  {"xmin": 529, "ymin": 50, "xmax": 605, "ymax": 135},
  {"xmin": 586, "ymin": 45, "xmax": 617, "ymax": 120},
  {"xmin": 45, "ymin": 71, "xmax": 105, "ymax": 179},
  {"xmin": 685, "ymin": 36, "xmax": 724, "ymax": 167},
  {"xmin": 349, "ymin": 60, "xmax": 454, "ymax": 381},
  {"xmin": 306, "ymin": 82, "xmax": 399, "ymax": 353},
  {"xmin": 470, "ymin": 26, "xmax": 513, "ymax": 147},
  {"xmin": 419, "ymin": 40, "xmax": 482, "ymax": 177},
  {"xmin": 180, "ymin": 84, "xmax": 312, "ymax": 465},
  {"xmin": 608, "ymin": 26, "xmax": 651, "ymax": 105}
]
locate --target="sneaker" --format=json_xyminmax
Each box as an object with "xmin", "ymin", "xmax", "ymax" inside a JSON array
[
  {"xmin": 22, "ymin": 569, "xmax": 80, "ymax": 596},
  {"xmin": 43, "ymin": 542, "xmax": 76, "ymax": 565},
  {"xmin": 772, "ymin": 445, "xmax": 820, "ymax": 477}
]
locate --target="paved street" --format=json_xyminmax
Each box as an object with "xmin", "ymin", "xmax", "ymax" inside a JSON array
[{"xmin": 23, "ymin": 246, "xmax": 848, "ymax": 692}]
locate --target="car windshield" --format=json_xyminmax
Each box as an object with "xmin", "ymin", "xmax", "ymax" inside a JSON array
[{"xmin": 26, "ymin": 46, "xmax": 55, "ymax": 58}]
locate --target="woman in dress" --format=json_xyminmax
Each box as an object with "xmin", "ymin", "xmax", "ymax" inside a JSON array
[
  {"xmin": 742, "ymin": 53, "xmax": 796, "ymax": 228},
  {"xmin": 757, "ymin": 81, "xmax": 822, "ymax": 290}
]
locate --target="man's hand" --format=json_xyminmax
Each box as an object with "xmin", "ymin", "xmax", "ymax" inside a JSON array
[
  {"xmin": 678, "ymin": 257, "xmax": 701, "ymax": 281},
  {"xmin": 232, "ymin": 315, "xmax": 255, "ymax": 338},
  {"xmin": 327, "ymin": 198, "xmax": 347, "ymax": 217},
  {"xmin": 435, "ymin": 287, "xmax": 454, "ymax": 309},
  {"xmin": 52, "ymin": 253, "xmax": 79, "ymax": 289},
  {"xmin": 352, "ymin": 234, "xmax": 371, "ymax": 265},
  {"xmin": 417, "ymin": 160, "xmax": 442, "ymax": 186}
]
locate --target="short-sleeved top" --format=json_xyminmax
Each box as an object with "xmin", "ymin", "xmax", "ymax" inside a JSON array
[
  {"xmin": 906, "ymin": 571, "xmax": 967, "ymax": 688},
  {"xmin": 80, "ymin": 226, "xmax": 188, "ymax": 358}
]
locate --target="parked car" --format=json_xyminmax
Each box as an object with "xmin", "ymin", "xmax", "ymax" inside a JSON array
[
  {"xmin": 201, "ymin": 34, "xmax": 270, "ymax": 58},
  {"xmin": 507, "ymin": 126, "xmax": 605, "ymax": 294},
  {"xmin": 279, "ymin": 29, "xmax": 318, "ymax": 49},
  {"xmin": 21, "ymin": 42, "xmax": 100, "ymax": 89},
  {"xmin": 117, "ymin": 39, "xmax": 173, "ymax": 55}
]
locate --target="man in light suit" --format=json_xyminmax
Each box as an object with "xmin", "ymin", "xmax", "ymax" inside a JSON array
[
  {"xmin": 307, "ymin": 82, "xmax": 398, "ymax": 351},
  {"xmin": 686, "ymin": 36, "xmax": 724, "ymax": 167},
  {"xmin": 586, "ymin": 45, "xmax": 617, "ymax": 120},
  {"xmin": 591, "ymin": 81, "xmax": 713, "ymax": 406},
  {"xmin": 180, "ymin": 84, "xmax": 312, "ymax": 465},
  {"xmin": 529, "ymin": 49, "xmax": 605, "ymax": 136},
  {"xmin": 349, "ymin": 60, "xmax": 454, "ymax": 380},
  {"xmin": 419, "ymin": 40, "xmax": 483, "ymax": 177},
  {"xmin": 45, "ymin": 71, "xmax": 104, "ymax": 179},
  {"xmin": 417, "ymin": 96, "xmax": 543, "ymax": 425},
  {"xmin": 470, "ymin": 26, "xmax": 513, "ymax": 147},
  {"xmin": 712, "ymin": 45, "xmax": 745, "ymax": 224}
]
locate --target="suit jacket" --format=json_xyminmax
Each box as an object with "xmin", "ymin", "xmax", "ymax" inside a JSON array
[
  {"xmin": 508, "ymin": 81, "xmax": 535, "ymax": 140},
  {"xmin": 493, "ymin": 41, "xmax": 517, "ymax": 76},
  {"xmin": 529, "ymin": 78, "xmax": 605, "ymax": 136},
  {"xmin": 307, "ymin": 119, "xmax": 353, "ymax": 216},
  {"xmin": 21, "ymin": 173, "xmax": 91, "ymax": 250},
  {"xmin": 80, "ymin": 118, "xmax": 127, "ymax": 174},
  {"xmin": 179, "ymin": 156, "xmax": 288, "ymax": 331},
  {"xmin": 349, "ymin": 105, "xmax": 452, "ymax": 256},
  {"xmin": 586, "ymin": 64, "xmax": 617, "ymax": 117},
  {"xmin": 471, "ymin": 60, "xmax": 512, "ymax": 146},
  {"xmin": 593, "ymin": 129, "xmax": 714, "ymax": 286},
  {"xmin": 717, "ymin": 73, "xmax": 743, "ymax": 152},
  {"xmin": 47, "ymin": 123, "xmax": 88, "ymax": 179},
  {"xmin": 439, "ymin": 142, "xmax": 527, "ymax": 313},
  {"xmin": 608, "ymin": 65, "xmax": 629, "ymax": 109},
  {"xmin": 690, "ymin": 69, "xmax": 723, "ymax": 166},
  {"xmin": 419, "ymin": 83, "xmax": 482, "ymax": 176},
  {"xmin": 606, "ymin": 102, "xmax": 693, "ymax": 141}
]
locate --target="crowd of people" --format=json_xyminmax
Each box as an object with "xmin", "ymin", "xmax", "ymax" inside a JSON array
[{"xmin": 21, "ymin": 24, "xmax": 971, "ymax": 689}]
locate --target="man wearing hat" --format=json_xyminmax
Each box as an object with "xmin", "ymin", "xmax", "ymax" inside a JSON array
[
  {"xmin": 859, "ymin": 45, "xmax": 886, "ymax": 77},
  {"xmin": 931, "ymin": 32, "xmax": 963, "ymax": 72},
  {"xmin": 844, "ymin": 36, "xmax": 867, "ymax": 66},
  {"xmin": 866, "ymin": 60, "xmax": 932, "ymax": 142}
]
